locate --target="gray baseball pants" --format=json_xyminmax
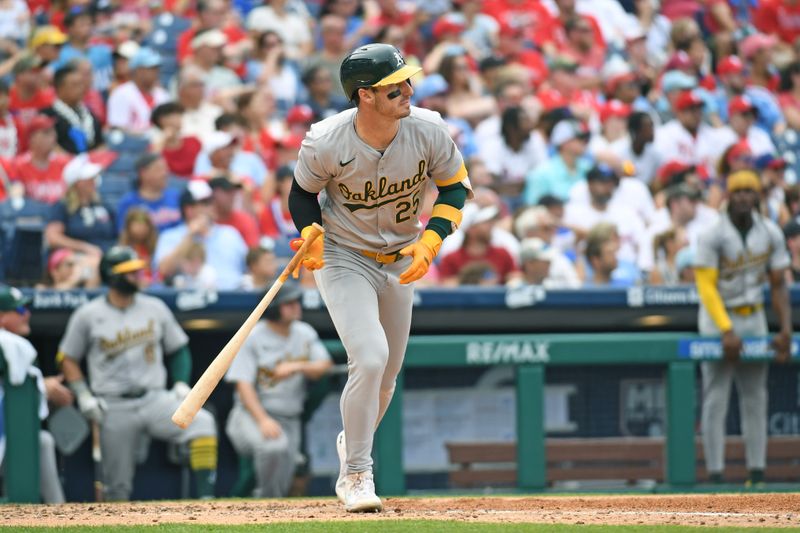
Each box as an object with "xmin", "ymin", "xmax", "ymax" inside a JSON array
[
  {"xmin": 226, "ymin": 405, "xmax": 301, "ymax": 497},
  {"xmin": 699, "ymin": 308, "xmax": 769, "ymax": 474},
  {"xmin": 314, "ymin": 241, "xmax": 413, "ymax": 474}
]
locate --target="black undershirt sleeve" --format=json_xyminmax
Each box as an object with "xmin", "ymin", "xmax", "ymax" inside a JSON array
[{"xmin": 289, "ymin": 179, "xmax": 323, "ymax": 230}]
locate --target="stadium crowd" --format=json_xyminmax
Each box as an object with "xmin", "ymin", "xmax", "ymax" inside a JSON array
[{"xmin": 0, "ymin": 0, "xmax": 799, "ymax": 290}]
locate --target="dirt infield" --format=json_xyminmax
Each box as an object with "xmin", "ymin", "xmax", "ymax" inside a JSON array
[{"xmin": 4, "ymin": 493, "xmax": 800, "ymax": 528}]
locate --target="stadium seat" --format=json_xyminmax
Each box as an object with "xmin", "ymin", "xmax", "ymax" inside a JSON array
[
  {"xmin": 104, "ymin": 153, "xmax": 140, "ymax": 174},
  {"xmin": 773, "ymin": 129, "xmax": 800, "ymax": 185},
  {"xmin": 99, "ymin": 176, "xmax": 133, "ymax": 207},
  {"xmin": 4, "ymin": 223, "xmax": 44, "ymax": 285}
]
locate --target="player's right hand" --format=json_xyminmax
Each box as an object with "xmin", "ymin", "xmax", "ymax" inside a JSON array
[
  {"xmin": 721, "ymin": 330, "xmax": 743, "ymax": 362},
  {"xmin": 259, "ymin": 416, "xmax": 283, "ymax": 440},
  {"xmin": 77, "ymin": 392, "xmax": 107, "ymax": 424},
  {"xmin": 772, "ymin": 330, "xmax": 792, "ymax": 364},
  {"xmin": 289, "ymin": 225, "xmax": 324, "ymax": 278}
]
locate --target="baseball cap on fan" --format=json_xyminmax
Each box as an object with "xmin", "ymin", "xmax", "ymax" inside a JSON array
[
  {"xmin": 550, "ymin": 119, "xmax": 589, "ymax": 147},
  {"xmin": 179, "ymin": 179, "xmax": 213, "ymax": 207},
  {"xmin": 63, "ymin": 154, "xmax": 103, "ymax": 186}
]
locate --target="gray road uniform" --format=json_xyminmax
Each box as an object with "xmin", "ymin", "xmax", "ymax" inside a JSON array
[
  {"xmin": 695, "ymin": 210, "xmax": 790, "ymax": 474},
  {"xmin": 58, "ymin": 294, "xmax": 217, "ymax": 500},
  {"xmin": 225, "ymin": 320, "xmax": 331, "ymax": 497},
  {"xmin": 294, "ymin": 106, "xmax": 470, "ymax": 473}
]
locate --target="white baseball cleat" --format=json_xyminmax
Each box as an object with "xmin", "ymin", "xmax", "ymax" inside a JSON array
[
  {"xmin": 335, "ymin": 430, "xmax": 347, "ymax": 503},
  {"xmin": 341, "ymin": 471, "xmax": 383, "ymax": 513}
]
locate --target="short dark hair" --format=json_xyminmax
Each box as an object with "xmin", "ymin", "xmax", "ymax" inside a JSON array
[
  {"xmin": 151, "ymin": 101, "xmax": 184, "ymax": 129},
  {"xmin": 215, "ymin": 113, "xmax": 247, "ymax": 131},
  {"xmin": 53, "ymin": 63, "xmax": 79, "ymax": 89}
]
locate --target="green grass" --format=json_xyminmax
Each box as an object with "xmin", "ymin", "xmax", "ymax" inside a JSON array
[{"xmin": 2, "ymin": 524, "xmax": 799, "ymax": 532}]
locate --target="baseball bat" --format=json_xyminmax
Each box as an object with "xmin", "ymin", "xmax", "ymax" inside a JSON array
[
  {"xmin": 91, "ymin": 421, "xmax": 104, "ymax": 502},
  {"xmin": 171, "ymin": 222, "xmax": 325, "ymax": 429}
]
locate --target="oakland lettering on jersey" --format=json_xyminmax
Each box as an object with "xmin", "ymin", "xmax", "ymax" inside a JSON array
[
  {"xmin": 720, "ymin": 250, "xmax": 771, "ymax": 276},
  {"xmin": 100, "ymin": 320, "xmax": 156, "ymax": 357},
  {"xmin": 339, "ymin": 159, "xmax": 427, "ymax": 212}
]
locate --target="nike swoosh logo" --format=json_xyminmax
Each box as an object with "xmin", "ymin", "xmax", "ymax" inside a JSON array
[{"xmin": 339, "ymin": 156, "xmax": 356, "ymax": 167}]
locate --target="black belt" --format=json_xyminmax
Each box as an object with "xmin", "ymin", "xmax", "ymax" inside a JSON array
[{"xmin": 109, "ymin": 390, "xmax": 148, "ymax": 399}]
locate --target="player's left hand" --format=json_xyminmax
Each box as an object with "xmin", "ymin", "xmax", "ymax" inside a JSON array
[
  {"xmin": 272, "ymin": 361, "xmax": 301, "ymax": 381},
  {"xmin": 772, "ymin": 330, "xmax": 792, "ymax": 364},
  {"xmin": 170, "ymin": 381, "xmax": 191, "ymax": 401},
  {"xmin": 289, "ymin": 226, "xmax": 325, "ymax": 278},
  {"xmin": 399, "ymin": 230, "xmax": 442, "ymax": 285}
]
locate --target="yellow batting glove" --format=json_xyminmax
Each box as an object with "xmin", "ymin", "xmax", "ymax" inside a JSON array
[
  {"xmin": 289, "ymin": 225, "xmax": 325, "ymax": 278},
  {"xmin": 398, "ymin": 230, "xmax": 442, "ymax": 285}
]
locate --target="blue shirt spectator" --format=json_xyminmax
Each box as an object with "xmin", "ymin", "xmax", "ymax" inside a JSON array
[
  {"xmin": 524, "ymin": 120, "xmax": 593, "ymax": 205},
  {"xmin": 116, "ymin": 154, "xmax": 182, "ymax": 232}
]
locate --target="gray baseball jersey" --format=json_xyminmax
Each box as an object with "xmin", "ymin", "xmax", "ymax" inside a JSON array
[
  {"xmin": 225, "ymin": 320, "xmax": 331, "ymax": 417},
  {"xmin": 59, "ymin": 294, "xmax": 189, "ymax": 396},
  {"xmin": 695, "ymin": 210, "xmax": 789, "ymax": 307},
  {"xmin": 294, "ymin": 106, "xmax": 470, "ymax": 253}
]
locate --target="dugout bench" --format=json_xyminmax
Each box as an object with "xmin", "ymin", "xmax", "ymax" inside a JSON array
[{"xmin": 445, "ymin": 436, "xmax": 800, "ymax": 488}]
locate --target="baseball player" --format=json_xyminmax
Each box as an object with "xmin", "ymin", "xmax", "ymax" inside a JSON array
[
  {"xmin": 224, "ymin": 280, "xmax": 332, "ymax": 497},
  {"xmin": 58, "ymin": 246, "xmax": 218, "ymax": 501},
  {"xmin": 287, "ymin": 43, "xmax": 472, "ymax": 512},
  {"xmin": 694, "ymin": 170, "xmax": 792, "ymax": 486}
]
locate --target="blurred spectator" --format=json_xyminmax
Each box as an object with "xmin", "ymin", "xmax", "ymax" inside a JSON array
[
  {"xmin": 149, "ymin": 102, "xmax": 202, "ymax": 178},
  {"xmin": 236, "ymin": 88, "xmax": 280, "ymax": 170},
  {"xmin": 778, "ymin": 60, "xmax": 800, "ymax": 131},
  {"xmin": 414, "ymin": 73, "xmax": 478, "ymax": 163},
  {"xmin": 7, "ymin": 114, "xmax": 70, "ymax": 204},
  {"xmin": 714, "ymin": 54, "xmax": 784, "ymax": 134},
  {"xmin": 589, "ymin": 100, "xmax": 631, "ymax": 159},
  {"xmin": 71, "ymin": 58, "xmax": 107, "ymax": 127},
  {"xmin": 523, "ymin": 119, "xmax": 592, "ymax": 205},
  {"xmin": 118, "ymin": 207, "xmax": 159, "ymax": 287},
  {"xmin": 756, "ymin": 154, "xmax": 791, "ymax": 226},
  {"xmin": 195, "ymin": 127, "xmax": 269, "ymax": 199},
  {"xmin": 740, "ymin": 33, "xmax": 780, "ymax": 93},
  {"xmin": 613, "ymin": 111, "xmax": 659, "ymax": 185},
  {"xmin": 564, "ymin": 164, "xmax": 645, "ymax": 283},
  {"xmin": 582, "ymin": 222, "xmax": 630, "ymax": 287},
  {"xmin": 107, "ymin": 47, "xmax": 169, "ymax": 134},
  {"xmin": 154, "ymin": 179, "xmax": 247, "ymax": 290},
  {"xmin": 258, "ymin": 163, "xmax": 298, "ymax": 245},
  {"xmin": 246, "ymin": 30, "xmax": 301, "ymax": 114},
  {"xmin": 448, "ymin": 0, "xmax": 498, "ymax": 60},
  {"xmin": 177, "ymin": 65, "xmax": 223, "ymax": 141},
  {"xmin": 30, "ymin": 25, "xmax": 67, "ymax": 68},
  {"xmin": 718, "ymin": 95, "xmax": 776, "ymax": 158},
  {"xmin": 0, "ymin": 79, "xmax": 18, "ymax": 158},
  {"xmin": 240, "ymin": 237, "xmax": 278, "ymax": 290},
  {"xmin": 169, "ymin": 241, "xmax": 217, "ymax": 290},
  {"xmin": 0, "ymin": 0, "xmax": 30, "ymax": 44},
  {"xmin": 783, "ymin": 217, "xmax": 800, "ymax": 282},
  {"xmin": 512, "ymin": 236, "xmax": 580, "ymax": 289},
  {"xmin": 246, "ymin": 0, "xmax": 313, "ymax": 60},
  {"xmin": 110, "ymin": 40, "xmax": 140, "ymax": 92},
  {"xmin": 116, "ymin": 153, "xmax": 182, "ymax": 232},
  {"xmin": 209, "ymin": 175, "xmax": 260, "ymax": 247},
  {"xmin": 43, "ymin": 62, "xmax": 103, "ymax": 154},
  {"xmin": 438, "ymin": 203, "xmax": 519, "ymax": 286},
  {"xmin": 45, "ymin": 154, "xmax": 116, "ymax": 256},
  {"xmin": 493, "ymin": 21, "xmax": 549, "ymax": 88},
  {"xmin": 653, "ymin": 89, "xmax": 726, "ymax": 177},
  {"xmin": 285, "ymin": 104, "xmax": 314, "ymax": 138},
  {"xmin": 473, "ymin": 79, "xmax": 528, "ymax": 148},
  {"xmin": 437, "ymin": 50, "xmax": 495, "ymax": 124},
  {"xmin": 301, "ymin": 15, "xmax": 348, "ymax": 99},
  {"xmin": 36, "ymin": 247, "xmax": 100, "ymax": 290},
  {"xmin": 176, "ymin": 0, "xmax": 247, "ymax": 64},
  {"xmin": 188, "ymin": 29, "xmax": 242, "ymax": 102},
  {"xmin": 648, "ymin": 227, "xmax": 688, "ymax": 286},
  {"xmin": 9, "ymin": 53, "xmax": 53, "ymax": 126},
  {"xmin": 53, "ymin": 7, "xmax": 113, "ymax": 94},
  {"xmin": 479, "ymin": 104, "xmax": 545, "ymax": 204},
  {"xmin": 535, "ymin": 56, "xmax": 596, "ymax": 121},
  {"xmin": 299, "ymin": 63, "xmax": 349, "ymax": 121}
]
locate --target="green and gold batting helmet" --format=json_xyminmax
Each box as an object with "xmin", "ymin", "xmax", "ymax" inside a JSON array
[
  {"xmin": 100, "ymin": 245, "xmax": 146, "ymax": 293},
  {"xmin": 339, "ymin": 43, "xmax": 422, "ymax": 102}
]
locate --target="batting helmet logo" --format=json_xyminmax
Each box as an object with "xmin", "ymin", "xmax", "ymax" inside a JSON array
[{"xmin": 339, "ymin": 43, "xmax": 422, "ymax": 102}]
